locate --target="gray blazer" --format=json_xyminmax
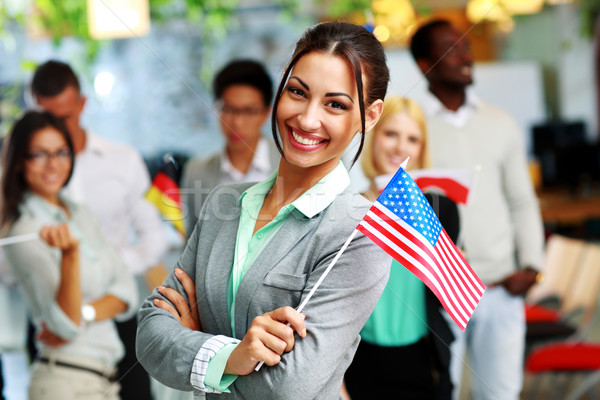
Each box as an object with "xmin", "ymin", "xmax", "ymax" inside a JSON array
[
  {"xmin": 136, "ymin": 182, "xmax": 391, "ymax": 399},
  {"xmin": 181, "ymin": 140, "xmax": 281, "ymax": 237}
]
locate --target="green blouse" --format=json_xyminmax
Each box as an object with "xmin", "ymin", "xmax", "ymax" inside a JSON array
[{"xmin": 360, "ymin": 259, "xmax": 428, "ymax": 347}]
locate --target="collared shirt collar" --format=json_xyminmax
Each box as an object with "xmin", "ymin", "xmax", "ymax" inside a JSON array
[
  {"xmin": 421, "ymin": 89, "xmax": 482, "ymax": 128},
  {"xmin": 81, "ymin": 131, "xmax": 108, "ymax": 156},
  {"xmin": 239, "ymin": 161, "xmax": 350, "ymax": 219},
  {"xmin": 221, "ymin": 137, "xmax": 272, "ymax": 179},
  {"xmin": 21, "ymin": 192, "xmax": 77, "ymax": 224}
]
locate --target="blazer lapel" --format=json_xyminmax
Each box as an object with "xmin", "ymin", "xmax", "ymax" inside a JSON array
[
  {"xmin": 203, "ymin": 211, "xmax": 240, "ymax": 336},
  {"xmin": 233, "ymin": 209, "xmax": 319, "ymax": 338}
]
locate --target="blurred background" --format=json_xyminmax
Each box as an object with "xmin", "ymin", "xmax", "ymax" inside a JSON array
[
  {"xmin": 1, "ymin": 2, "xmax": 600, "ymax": 399},
  {"xmin": 0, "ymin": 0, "xmax": 599, "ymax": 238}
]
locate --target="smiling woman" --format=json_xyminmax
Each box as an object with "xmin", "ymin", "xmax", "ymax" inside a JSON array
[
  {"xmin": 136, "ymin": 21, "xmax": 393, "ymax": 400},
  {"xmin": 23, "ymin": 129, "xmax": 73, "ymax": 205},
  {"xmin": 276, "ymin": 52, "xmax": 363, "ymax": 175}
]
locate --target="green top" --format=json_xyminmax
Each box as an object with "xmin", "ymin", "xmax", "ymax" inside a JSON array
[
  {"xmin": 359, "ymin": 259, "xmax": 428, "ymax": 347},
  {"xmin": 205, "ymin": 161, "xmax": 350, "ymax": 391}
]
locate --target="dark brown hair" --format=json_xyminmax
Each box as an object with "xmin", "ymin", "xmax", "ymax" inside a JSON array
[
  {"xmin": 213, "ymin": 59, "xmax": 273, "ymax": 106},
  {"xmin": 271, "ymin": 21, "xmax": 390, "ymax": 166},
  {"xmin": 31, "ymin": 60, "xmax": 81, "ymax": 97},
  {"xmin": 409, "ymin": 19, "xmax": 452, "ymax": 62},
  {"xmin": 1, "ymin": 111, "xmax": 74, "ymax": 228}
]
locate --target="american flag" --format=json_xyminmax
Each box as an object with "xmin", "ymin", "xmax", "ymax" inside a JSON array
[{"xmin": 357, "ymin": 167, "xmax": 485, "ymax": 331}]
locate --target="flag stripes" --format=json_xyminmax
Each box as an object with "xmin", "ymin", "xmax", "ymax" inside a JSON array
[
  {"xmin": 370, "ymin": 203, "xmax": 484, "ymax": 303},
  {"xmin": 358, "ymin": 201, "xmax": 485, "ymax": 331},
  {"xmin": 358, "ymin": 213, "xmax": 468, "ymax": 329},
  {"xmin": 151, "ymin": 171, "xmax": 181, "ymax": 205},
  {"xmin": 146, "ymin": 185, "xmax": 185, "ymax": 236}
]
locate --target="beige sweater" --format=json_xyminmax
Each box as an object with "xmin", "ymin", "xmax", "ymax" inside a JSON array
[{"xmin": 422, "ymin": 93, "xmax": 544, "ymax": 283}]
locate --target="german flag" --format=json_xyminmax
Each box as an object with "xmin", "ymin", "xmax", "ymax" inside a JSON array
[{"xmin": 146, "ymin": 154, "xmax": 185, "ymax": 236}]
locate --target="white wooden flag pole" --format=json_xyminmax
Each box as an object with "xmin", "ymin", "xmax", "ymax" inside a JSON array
[{"xmin": 0, "ymin": 233, "xmax": 38, "ymax": 247}]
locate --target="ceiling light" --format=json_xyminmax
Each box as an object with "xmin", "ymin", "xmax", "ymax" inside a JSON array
[{"xmin": 87, "ymin": 0, "xmax": 150, "ymax": 39}]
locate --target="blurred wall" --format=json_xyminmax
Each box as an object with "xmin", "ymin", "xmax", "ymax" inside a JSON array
[
  {"xmin": 0, "ymin": 2, "xmax": 596, "ymax": 162},
  {"xmin": 0, "ymin": 7, "xmax": 307, "ymax": 159}
]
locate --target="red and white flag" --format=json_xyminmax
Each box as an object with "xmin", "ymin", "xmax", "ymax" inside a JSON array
[
  {"xmin": 358, "ymin": 167, "xmax": 485, "ymax": 331},
  {"xmin": 376, "ymin": 168, "xmax": 474, "ymax": 205}
]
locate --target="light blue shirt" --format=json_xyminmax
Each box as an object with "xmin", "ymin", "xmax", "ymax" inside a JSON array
[{"xmin": 5, "ymin": 193, "xmax": 138, "ymax": 366}]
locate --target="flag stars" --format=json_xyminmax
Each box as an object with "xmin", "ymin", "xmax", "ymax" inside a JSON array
[{"xmin": 375, "ymin": 169, "xmax": 450, "ymax": 247}]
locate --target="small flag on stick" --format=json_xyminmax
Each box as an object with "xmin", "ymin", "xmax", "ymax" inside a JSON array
[
  {"xmin": 146, "ymin": 154, "xmax": 185, "ymax": 236},
  {"xmin": 357, "ymin": 166, "xmax": 485, "ymax": 331}
]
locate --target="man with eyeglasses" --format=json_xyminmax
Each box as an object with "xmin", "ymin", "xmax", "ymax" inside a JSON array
[
  {"xmin": 181, "ymin": 59, "xmax": 279, "ymax": 236},
  {"xmin": 30, "ymin": 60, "xmax": 167, "ymax": 400}
]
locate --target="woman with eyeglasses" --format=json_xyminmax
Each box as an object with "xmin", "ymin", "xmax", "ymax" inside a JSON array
[{"xmin": 1, "ymin": 110, "xmax": 137, "ymax": 400}]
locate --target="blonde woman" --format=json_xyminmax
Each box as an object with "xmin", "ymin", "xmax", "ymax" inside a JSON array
[{"xmin": 344, "ymin": 96, "xmax": 456, "ymax": 400}]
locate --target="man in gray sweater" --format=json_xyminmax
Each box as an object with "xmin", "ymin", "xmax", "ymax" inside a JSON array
[{"xmin": 410, "ymin": 20, "xmax": 545, "ymax": 400}]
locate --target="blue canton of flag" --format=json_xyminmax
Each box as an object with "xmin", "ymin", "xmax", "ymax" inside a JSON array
[{"xmin": 379, "ymin": 172, "xmax": 443, "ymax": 247}]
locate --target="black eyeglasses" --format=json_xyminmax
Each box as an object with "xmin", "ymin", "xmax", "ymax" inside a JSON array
[
  {"xmin": 25, "ymin": 149, "xmax": 73, "ymax": 166},
  {"xmin": 216, "ymin": 101, "xmax": 267, "ymax": 118}
]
